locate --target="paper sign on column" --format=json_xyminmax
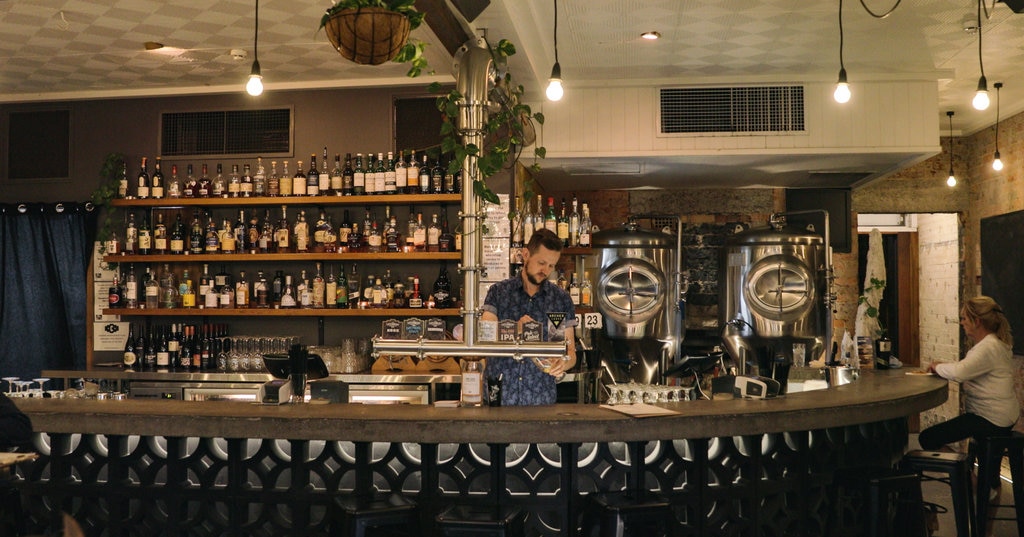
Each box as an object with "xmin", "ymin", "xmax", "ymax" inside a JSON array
[{"xmin": 93, "ymin": 321, "xmax": 130, "ymax": 352}]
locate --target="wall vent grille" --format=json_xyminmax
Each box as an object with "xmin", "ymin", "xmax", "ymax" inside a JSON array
[
  {"xmin": 660, "ymin": 86, "xmax": 804, "ymax": 134},
  {"xmin": 160, "ymin": 108, "xmax": 292, "ymax": 157}
]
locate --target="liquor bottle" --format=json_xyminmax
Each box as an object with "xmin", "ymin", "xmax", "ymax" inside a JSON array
[
  {"xmin": 460, "ymin": 359, "xmax": 484, "ymax": 407},
  {"xmin": 312, "ymin": 263, "xmax": 326, "ymax": 309},
  {"xmin": 117, "ymin": 161, "xmax": 129, "ymax": 199},
  {"xmin": 181, "ymin": 276, "xmax": 196, "ymax": 308},
  {"xmin": 367, "ymin": 220, "xmax": 382, "ymax": 253},
  {"xmin": 271, "ymin": 270, "xmax": 285, "ymax": 307},
  {"xmin": 219, "ymin": 276, "xmax": 235, "ymax": 309},
  {"xmin": 405, "ymin": 209, "xmax": 417, "ymax": 251},
  {"xmin": 330, "ymin": 153, "xmax": 344, "ymax": 195},
  {"xmin": 408, "ymin": 276, "xmax": 423, "ymax": 308},
  {"xmin": 352, "ymin": 153, "xmax": 365, "ymax": 196},
  {"xmin": 226, "ymin": 164, "xmax": 241, "ymax": 198},
  {"xmin": 124, "ymin": 212, "xmax": 138, "ymax": 254},
  {"xmin": 151, "ymin": 157, "xmax": 164, "ymax": 199},
  {"xmin": 335, "ymin": 266, "xmax": 349, "ymax": 308},
  {"xmin": 347, "ymin": 264, "xmax": 361, "ymax": 309},
  {"xmin": 136, "ymin": 157, "xmax": 150, "ymax": 199},
  {"xmin": 385, "ymin": 214, "xmax": 400, "ymax": 253},
  {"xmin": 167, "ymin": 164, "xmax": 182, "ymax": 199},
  {"xmin": 325, "ymin": 266, "xmax": 337, "ymax": 309},
  {"xmin": 169, "ymin": 214, "xmax": 186, "ymax": 255},
  {"xmin": 443, "ymin": 159, "xmax": 456, "ymax": 194},
  {"xmin": 138, "ymin": 213, "xmax": 152, "ymax": 256},
  {"xmin": 235, "ymin": 270, "xmax": 249, "ymax": 308},
  {"xmin": 307, "ymin": 154, "xmax": 320, "ymax": 196},
  {"xmin": 152, "ymin": 213, "xmax": 167, "ymax": 254},
  {"xmin": 204, "ymin": 216, "xmax": 219, "ymax": 254},
  {"xmin": 544, "ymin": 196, "xmax": 558, "ymax": 233},
  {"xmin": 200, "ymin": 326, "xmax": 213, "ymax": 371},
  {"xmin": 202, "ymin": 263, "xmax": 218, "ymax": 309},
  {"xmin": 108, "ymin": 274, "xmax": 124, "ymax": 309},
  {"xmin": 406, "ymin": 150, "xmax": 419, "ymax": 194},
  {"xmin": 167, "ymin": 323, "xmax": 181, "ymax": 369},
  {"xmin": 144, "ymin": 266, "xmax": 159, "ymax": 309},
  {"xmin": 268, "ymin": 160, "xmax": 280, "ymax": 197},
  {"xmin": 342, "ymin": 153, "xmax": 354, "ymax": 196},
  {"xmin": 373, "ymin": 152, "xmax": 387, "ymax": 194},
  {"xmin": 293, "ymin": 159, "xmax": 307, "ymax": 196},
  {"xmin": 395, "ymin": 150, "xmax": 407, "ymax": 193},
  {"xmin": 190, "ymin": 325, "xmax": 202, "ymax": 370},
  {"xmin": 259, "ymin": 210, "xmax": 274, "ymax": 253},
  {"xmin": 439, "ymin": 215, "xmax": 455, "ymax": 252},
  {"xmin": 280, "ymin": 275, "xmax": 297, "ymax": 308},
  {"xmin": 178, "ymin": 325, "xmax": 192, "ymax": 371},
  {"xmin": 188, "ymin": 211, "xmax": 204, "ymax": 255},
  {"xmin": 240, "ymin": 163, "xmax": 254, "ymax": 198},
  {"xmin": 105, "ymin": 226, "xmax": 121, "ymax": 255},
  {"xmin": 433, "ymin": 263, "xmax": 453, "ymax": 308},
  {"xmin": 338, "ymin": 209, "xmax": 352, "ymax": 250},
  {"xmin": 580, "ymin": 271, "xmax": 594, "ymax": 306},
  {"xmin": 368, "ymin": 278, "xmax": 385, "ymax": 308},
  {"xmin": 125, "ymin": 265, "xmax": 139, "ymax": 308},
  {"xmin": 347, "ymin": 221, "xmax": 363, "ymax": 252},
  {"xmin": 557, "ymin": 198, "xmax": 570, "ymax": 247},
  {"xmin": 323, "ymin": 214, "xmax": 337, "ymax": 253},
  {"xmin": 212, "ymin": 163, "xmax": 227, "ymax": 197},
  {"xmin": 253, "ymin": 157, "xmax": 267, "ymax": 197},
  {"xmin": 569, "ymin": 274, "xmax": 580, "ymax": 305},
  {"xmin": 392, "ymin": 278, "xmax": 407, "ymax": 308},
  {"xmin": 568, "ymin": 195, "xmax": 581, "ymax": 247},
  {"xmin": 510, "ymin": 197, "xmax": 525, "ymax": 267},
  {"xmin": 319, "ymin": 147, "xmax": 331, "ymax": 195},
  {"xmin": 313, "ymin": 210, "xmax": 329, "ymax": 252},
  {"xmin": 384, "ymin": 151, "xmax": 398, "ymax": 194},
  {"xmin": 183, "ymin": 164, "xmax": 197, "ymax": 198},
  {"xmin": 218, "ymin": 218, "xmax": 235, "ymax": 254},
  {"xmin": 247, "ymin": 211, "xmax": 260, "ymax": 254},
  {"xmin": 556, "ymin": 269, "xmax": 568, "ymax": 291},
  {"xmin": 156, "ymin": 327, "xmax": 170, "ymax": 369},
  {"xmin": 123, "ymin": 323, "xmax": 137, "ymax": 370},
  {"xmin": 578, "ymin": 203, "xmax": 593, "ymax": 247},
  {"xmin": 298, "ymin": 270, "xmax": 311, "ymax": 308},
  {"xmin": 294, "ymin": 210, "xmax": 310, "ymax": 253},
  {"xmin": 159, "ymin": 264, "xmax": 179, "ymax": 308},
  {"xmin": 134, "ymin": 324, "xmax": 148, "ymax": 370},
  {"xmin": 254, "ymin": 270, "xmax": 270, "ymax": 308},
  {"xmin": 426, "ymin": 214, "xmax": 441, "ymax": 252},
  {"xmin": 275, "ymin": 205, "xmax": 291, "ymax": 253},
  {"xmin": 431, "ymin": 156, "xmax": 444, "ymax": 194},
  {"xmin": 197, "ymin": 163, "xmax": 211, "ymax": 198},
  {"xmin": 279, "ymin": 161, "xmax": 293, "ymax": 196},
  {"xmin": 233, "ymin": 209, "xmax": 247, "ymax": 253},
  {"xmin": 143, "ymin": 327, "xmax": 157, "ymax": 371},
  {"xmin": 413, "ymin": 213, "xmax": 427, "ymax": 251},
  {"xmin": 419, "ymin": 153, "xmax": 431, "ymax": 194}
]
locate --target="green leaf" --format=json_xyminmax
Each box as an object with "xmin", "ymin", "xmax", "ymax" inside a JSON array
[{"xmin": 534, "ymin": 147, "xmax": 546, "ymax": 159}]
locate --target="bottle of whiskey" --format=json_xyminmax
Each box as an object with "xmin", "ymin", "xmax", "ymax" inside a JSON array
[
  {"xmin": 235, "ymin": 270, "xmax": 249, "ymax": 309},
  {"xmin": 319, "ymin": 147, "xmax": 331, "ymax": 195},
  {"xmin": 352, "ymin": 153, "xmax": 365, "ymax": 196},
  {"xmin": 330, "ymin": 153, "xmax": 344, "ymax": 195},
  {"xmin": 342, "ymin": 153, "xmax": 354, "ymax": 196},
  {"xmin": 183, "ymin": 164, "xmax": 197, "ymax": 198},
  {"xmin": 197, "ymin": 163, "xmax": 211, "ymax": 198},
  {"xmin": 292, "ymin": 160, "xmax": 307, "ymax": 197},
  {"xmin": 312, "ymin": 263, "xmax": 326, "ymax": 309},
  {"xmin": 124, "ymin": 266, "xmax": 138, "ymax": 308},
  {"xmin": 336, "ymin": 266, "xmax": 349, "ymax": 308},
  {"xmin": 144, "ymin": 266, "xmax": 159, "ymax": 309},
  {"xmin": 419, "ymin": 154, "xmax": 431, "ymax": 194},
  {"xmin": 188, "ymin": 211, "xmax": 204, "ymax": 255},
  {"xmin": 427, "ymin": 214, "xmax": 441, "ymax": 252},
  {"xmin": 212, "ymin": 163, "xmax": 227, "ymax": 197},
  {"xmin": 307, "ymin": 155, "xmax": 320, "ymax": 197},
  {"xmin": 124, "ymin": 212, "xmax": 138, "ymax": 254},
  {"xmin": 151, "ymin": 157, "xmax": 164, "ymax": 199},
  {"xmin": 395, "ymin": 150, "xmax": 407, "ymax": 193},
  {"xmin": 254, "ymin": 270, "xmax": 270, "ymax": 308},
  {"xmin": 275, "ymin": 205, "xmax": 291, "ymax": 253},
  {"xmin": 239, "ymin": 163, "xmax": 254, "ymax": 198},
  {"xmin": 294, "ymin": 210, "xmax": 310, "ymax": 253},
  {"xmin": 167, "ymin": 164, "xmax": 182, "ymax": 198},
  {"xmin": 406, "ymin": 150, "xmax": 420, "ymax": 194},
  {"xmin": 169, "ymin": 214, "xmax": 186, "ymax": 255},
  {"xmin": 433, "ymin": 263, "xmax": 453, "ymax": 308},
  {"xmin": 117, "ymin": 161, "xmax": 129, "ymax": 199},
  {"xmin": 136, "ymin": 157, "xmax": 150, "ymax": 199},
  {"xmin": 325, "ymin": 266, "xmax": 337, "ymax": 309},
  {"xmin": 279, "ymin": 161, "xmax": 293, "ymax": 196},
  {"xmin": 384, "ymin": 151, "xmax": 398, "ymax": 194},
  {"xmin": 227, "ymin": 164, "xmax": 241, "ymax": 198},
  {"xmin": 253, "ymin": 157, "xmax": 267, "ymax": 197},
  {"xmin": 268, "ymin": 160, "xmax": 280, "ymax": 197}
]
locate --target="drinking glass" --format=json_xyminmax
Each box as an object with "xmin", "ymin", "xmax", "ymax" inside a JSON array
[{"xmin": 2, "ymin": 377, "xmax": 18, "ymax": 395}]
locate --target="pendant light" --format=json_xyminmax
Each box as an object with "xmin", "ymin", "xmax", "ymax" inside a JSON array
[
  {"xmin": 545, "ymin": 0, "xmax": 563, "ymax": 102},
  {"xmin": 833, "ymin": 0, "xmax": 851, "ymax": 104},
  {"xmin": 245, "ymin": 0, "xmax": 263, "ymax": 96},
  {"xmin": 992, "ymin": 82, "xmax": 1003, "ymax": 171},
  {"xmin": 946, "ymin": 111, "xmax": 957, "ymax": 187},
  {"xmin": 972, "ymin": 0, "xmax": 989, "ymax": 110}
]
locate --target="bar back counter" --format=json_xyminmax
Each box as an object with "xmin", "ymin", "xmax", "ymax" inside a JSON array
[{"xmin": 10, "ymin": 369, "xmax": 945, "ymax": 536}]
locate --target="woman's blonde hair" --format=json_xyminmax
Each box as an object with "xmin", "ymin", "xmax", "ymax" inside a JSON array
[{"xmin": 962, "ymin": 295, "xmax": 1013, "ymax": 347}]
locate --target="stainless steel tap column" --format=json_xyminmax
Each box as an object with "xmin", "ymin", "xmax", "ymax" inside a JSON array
[{"xmin": 372, "ymin": 37, "xmax": 566, "ymax": 360}]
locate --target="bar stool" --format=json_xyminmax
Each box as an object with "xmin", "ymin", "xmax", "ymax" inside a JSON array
[
  {"xmin": 435, "ymin": 504, "xmax": 525, "ymax": 536},
  {"xmin": 975, "ymin": 434, "xmax": 1024, "ymax": 537},
  {"xmin": 331, "ymin": 492, "xmax": 419, "ymax": 537},
  {"xmin": 900, "ymin": 450, "xmax": 975, "ymax": 537},
  {"xmin": 580, "ymin": 491, "xmax": 676, "ymax": 537},
  {"xmin": 832, "ymin": 466, "xmax": 928, "ymax": 537}
]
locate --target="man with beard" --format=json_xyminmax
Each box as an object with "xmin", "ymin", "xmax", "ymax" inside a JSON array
[{"xmin": 480, "ymin": 229, "xmax": 577, "ymax": 405}]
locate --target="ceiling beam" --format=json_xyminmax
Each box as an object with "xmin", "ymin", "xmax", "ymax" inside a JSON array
[{"xmin": 416, "ymin": 0, "xmax": 473, "ymax": 56}]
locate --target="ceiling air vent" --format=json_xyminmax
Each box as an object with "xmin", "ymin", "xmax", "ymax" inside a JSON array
[
  {"xmin": 660, "ymin": 86, "xmax": 804, "ymax": 134},
  {"xmin": 160, "ymin": 107, "xmax": 292, "ymax": 158}
]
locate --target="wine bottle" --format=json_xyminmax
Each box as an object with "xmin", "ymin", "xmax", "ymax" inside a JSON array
[
  {"xmin": 138, "ymin": 213, "xmax": 152, "ymax": 255},
  {"xmin": 151, "ymin": 157, "xmax": 164, "ymax": 199},
  {"xmin": 319, "ymin": 147, "xmax": 331, "ymax": 195},
  {"xmin": 123, "ymin": 323, "xmax": 137, "ymax": 371},
  {"xmin": 307, "ymin": 155, "xmax": 320, "ymax": 197},
  {"xmin": 136, "ymin": 157, "xmax": 150, "ymax": 199}
]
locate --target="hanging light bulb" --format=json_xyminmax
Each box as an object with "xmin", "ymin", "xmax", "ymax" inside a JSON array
[
  {"xmin": 245, "ymin": 0, "xmax": 263, "ymax": 96},
  {"xmin": 972, "ymin": 0, "xmax": 989, "ymax": 110},
  {"xmin": 545, "ymin": 0, "xmax": 563, "ymax": 102},
  {"xmin": 946, "ymin": 111, "xmax": 957, "ymax": 187},
  {"xmin": 833, "ymin": 0, "xmax": 851, "ymax": 104},
  {"xmin": 992, "ymin": 82, "xmax": 1003, "ymax": 171}
]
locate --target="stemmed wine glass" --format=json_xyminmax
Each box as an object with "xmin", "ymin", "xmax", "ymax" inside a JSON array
[{"xmin": 2, "ymin": 377, "xmax": 18, "ymax": 395}]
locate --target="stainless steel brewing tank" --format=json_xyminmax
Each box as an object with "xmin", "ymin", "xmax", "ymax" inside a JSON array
[
  {"xmin": 719, "ymin": 225, "xmax": 831, "ymax": 382},
  {"xmin": 591, "ymin": 223, "xmax": 678, "ymax": 340}
]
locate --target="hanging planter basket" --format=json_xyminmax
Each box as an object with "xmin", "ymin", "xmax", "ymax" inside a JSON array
[{"xmin": 324, "ymin": 7, "xmax": 412, "ymax": 66}]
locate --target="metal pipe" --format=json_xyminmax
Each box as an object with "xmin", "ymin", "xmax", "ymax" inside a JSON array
[{"xmin": 371, "ymin": 337, "xmax": 567, "ymax": 360}]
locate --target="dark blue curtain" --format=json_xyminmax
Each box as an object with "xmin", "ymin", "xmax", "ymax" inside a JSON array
[{"xmin": 0, "ymin": 202, "xmax": 97, "ymax": 380}]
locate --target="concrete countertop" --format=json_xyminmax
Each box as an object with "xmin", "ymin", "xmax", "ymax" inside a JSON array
[{"xmin": 15, "ymin": 369, "xmax": 946, "ymax": 444}]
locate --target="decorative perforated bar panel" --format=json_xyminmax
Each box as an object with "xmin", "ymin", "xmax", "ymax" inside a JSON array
[{"xmin": 11, "ymin": 418, "xmax": 907, "ymax": 536}]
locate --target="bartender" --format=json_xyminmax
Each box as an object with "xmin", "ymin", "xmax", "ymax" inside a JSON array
[{"xmin": 481, "ymin": 229, "xmax": 577, "ymax": 405}]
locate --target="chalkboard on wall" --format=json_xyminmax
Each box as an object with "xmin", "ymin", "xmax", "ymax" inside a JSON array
[{"xmin": 980, "ymin": 210, "xmax": 1024, "ymax": 355}]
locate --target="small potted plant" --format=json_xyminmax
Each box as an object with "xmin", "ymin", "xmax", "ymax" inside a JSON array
[{"xmin": 319, "ymin": 0, "xmax": 429, "ymax": 76}]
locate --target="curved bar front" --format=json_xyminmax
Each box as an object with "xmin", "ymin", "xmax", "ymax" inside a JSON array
[{"xmin": 9, "ymin": 370, "xmax": 946, "ymax": 537}]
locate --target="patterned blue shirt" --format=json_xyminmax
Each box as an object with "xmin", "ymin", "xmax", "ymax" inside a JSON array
[{"xmin": 481, "ymin": 276, "xmax": 576, "ymax": 406}]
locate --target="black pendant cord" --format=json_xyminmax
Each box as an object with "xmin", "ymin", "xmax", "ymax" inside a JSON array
[
  {"xmin": 977, "ymin": 0, "xmax": 985, "ymax": 81},
  {"xmin": 253, "ymin": 0, "xmax": 259, "ymax": 63},
  {"xmin": 838, "ymin": 0, "xmax": 844, "ymax": 73},
  {"xmin": 552, "ymin": 0, "xmax": 558, "ymax": 65}
]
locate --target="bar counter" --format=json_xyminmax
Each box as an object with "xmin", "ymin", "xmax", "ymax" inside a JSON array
[{"xmin": 9, "ymin": 369, "xmax": 947, "ymax": 537}]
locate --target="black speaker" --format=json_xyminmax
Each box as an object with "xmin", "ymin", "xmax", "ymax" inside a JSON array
[
  {"xmin": 450, "ymin": 0, "xmax": 490, "ymax": 22},
  {"xmin": 1001, "ymin": 0, "xmax": 1024, "ymax": 12}
]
